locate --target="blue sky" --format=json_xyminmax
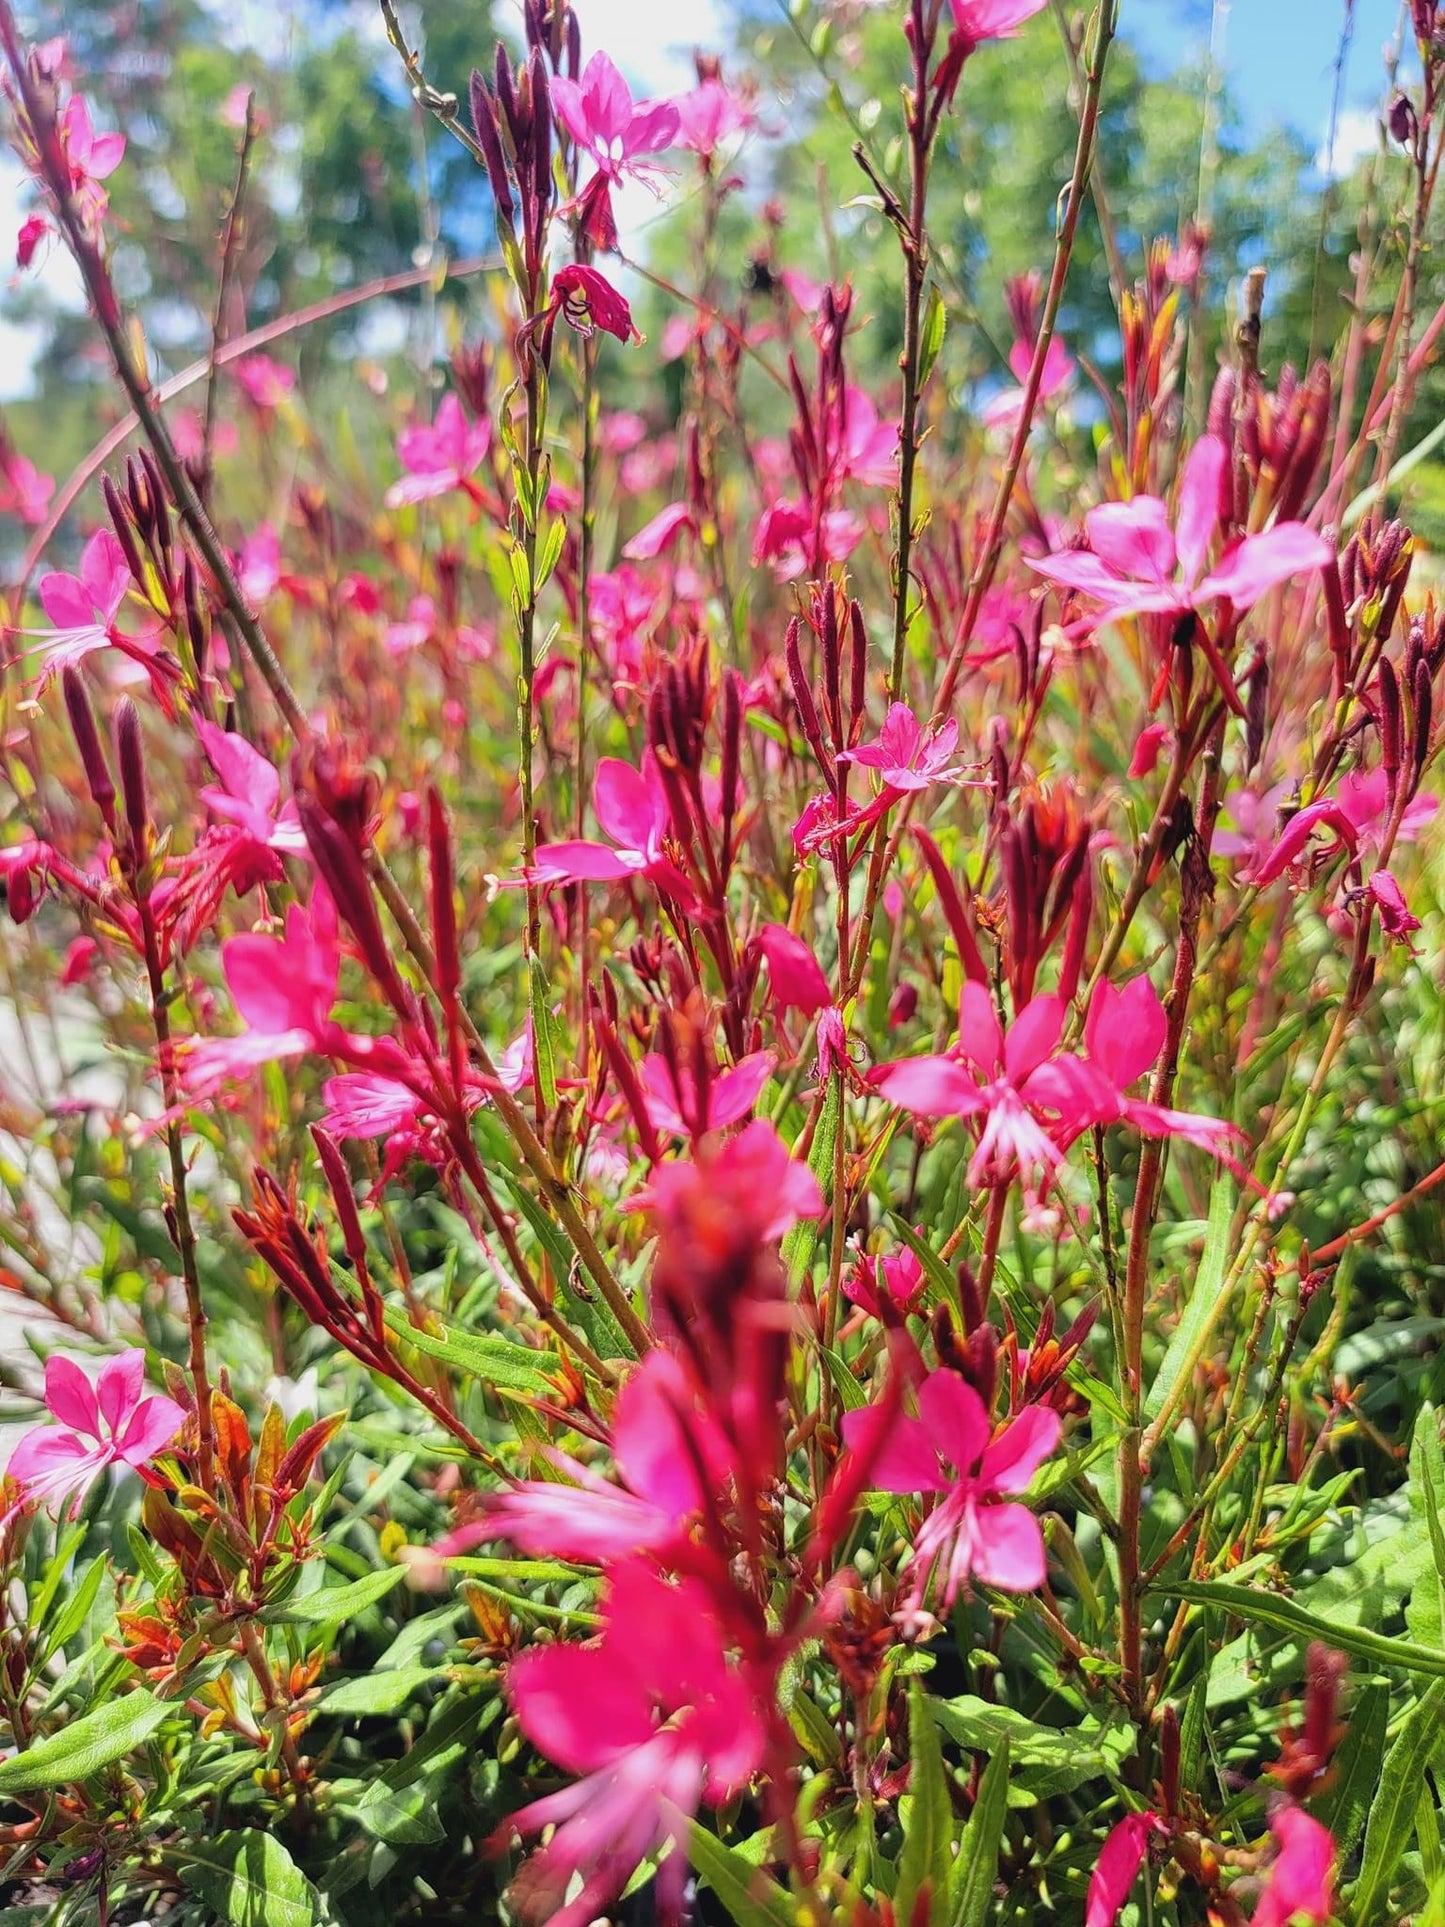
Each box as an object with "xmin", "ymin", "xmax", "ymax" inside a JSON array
[{"xmin": 1123, "ymin": 0, "xmax": 1404, "ymax": 145}]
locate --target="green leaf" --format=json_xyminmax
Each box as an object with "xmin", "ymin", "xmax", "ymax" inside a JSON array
[
  {"xmin": 41, "ymin": 1553, "xmax": 108, "ymax": 1661},
  {"xmin": 934, "ymin": 1698, "xmax": 1133, "ymax": 1801},
  {"xmin": 819, "ymin": 1345, "xmax": 868, "ymax": 1413},
  {"xmin": 383, "ymin": 1308, "xmax": 560, "ymax": 1396},
  {"xmin": 948, "ymin": 1737, "xmax": 1010, "ymax": 1927},
  {"xmin": 688, "ymin": 1821, "xmax": 797, "ymax": 1927},
  {"xmin": 319, "ymin": 1661, "xmax": 444, "ymax": 1716},
  {"xmin": 783, "ymin": 1072, "xmax": 839, "ymax": 1284},
  {"xmin": 918, "ymin": 282, "xmax": 948, "ymax": 390},
  {"xmin": 1146, "ymin": 1179, "xmax": 1232, "ymax": 1423},
  {"xmin": 529, "ymin": 955, "xmax": 559, "ymax": 1110},
  {"xmin": 176, "ymin": 1830, "xmax": 319, "ymax": 1927},
  {"xmin": 1353, "ymin": 1680, "xmax": 1445, "ymax": 1924},
  {"xmin": 897, "ymin": 1681, "xmax": 953, "ymax": 1927},
  {"xmin": 264, "ymin": 1563, "xmax": 406, "ymax": 1625},
  {"xmin": 1168, "ymin": 1578, "xmax": 1445, "ymax": 1686},
  {"xmin": 0, "ymin": 1689, "xmax": 172, "ymax": 1793},
  {"xmin": 1319, "ymin": 1678, "xmax": 1389, "ymax": 1857},
  {"xmin": 1406, "ymin": 1407, "xmax": 1445, "ymax": 1651}
]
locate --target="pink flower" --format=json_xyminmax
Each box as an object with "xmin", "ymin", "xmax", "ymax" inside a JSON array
[
  {"xmin": 871, "ymin": 984, "xmax": 1080, "ymax": 1196},
  {"xmin": 529, "ymin": 752, "xmax": 693, "ymax": 900},
  {"xmin": 845, "ymin": 1243, "xmax": 926, "ymax": 1320},
  {"xmin": 838, "ymin": 385, "xmax": 899, "ymax": 489},
  {"xmin": 58, "ymin": 96, "xmax": 124, "ymax": 226},
  {"xmin": 16, "ymin": 210, "xmax": 50, "ymax": 269},
  {"xmin": 230, "ymin": 354, "xmax": 295, "ymax": 410},
  {"xmin": 634, "ymin": 1118, "xmax": 824, "ymax": 1244},
  {"xmin": 34, "ymin": 530, "xmax": 175, "ymax": 707},
  {"xmin": 1215, "ymin": 782, "xmax": 1289, "ymax": 869},
  {"xmin": 1252, "ymin": 1806, "xmax": 1335, "ymax": 1927},
  {"xmin": 550, "ymin": 264, "xmax": 641, "ymax": 343},
  {"xmin": 842, "ymin": 702, "xmax": 962, "ymax": 793},
  {"xmin": 1028, "ymin": 436, "xmax": 1331, "ymax": 628},
  {"xmin": 6, "ymin": 1351, "xmax": 184, "ymax": 1513},
  {"xmin": 841, "ymin": 1367, "xmax": 1060, "ymax": 1607},
  {"xmin": 1047, "ymin": 976, "xmax": 1242, "ymax": 1162},
  {"xmin": 673, "ymin": 78, "xmax": 755, "ymax": 160},
  {"xmin": 984, "ymin": 335, "xmax": 1075, "ymax": 432},
  {"xmin": 640, "ymin": 1049, "xmax": 776, "ymax": 1140},
  {"xmin": 757, "ymin": 923, "xmax": 832, "ymax": 1016},
  {"xmin": 197, "ymin": 722, "xmax": 307, "ymax": 859},
  {"xmin": 445, "ymin": 1349, "xmax": 725, "ymax": 1566},
  {"xmin": 552, "ymin": 52, "xmax": 679, "ymax": 250},
  {"xmin": 1367, "ymin": 867, "xmax": 1420, "ymax": 941},
  {"xmin": 385, "ymin": 394, "xmax": 491, "ymax": 508},
  {"xmin": 1247, "ymin": 767, "xmax": 1437, "ymax": 884},
  {"xmin": 951, "ymin": 0, "xmax": 1049, "ymax": 44},
  {"xmin": 622, "ymin": 501, "xmax": 694, "ymax": 561},
  {"xmin": 752, "ymin": 498, "xmax": 862, "ymax": 579},
  {"xmin": 181, "ymin": 893, "xmax": 370, "ymax": 1096},
  {"xmin": 500, "ymin": 1559, "xmax": 767, "ymax": 1927},
  {"xmin": 1086, "ymin": 1812, "xmax": 1167, "ymax": 1927},
  {"xmin": 0, "ymin": 446, "xmax": 53, "ymax": 524}
]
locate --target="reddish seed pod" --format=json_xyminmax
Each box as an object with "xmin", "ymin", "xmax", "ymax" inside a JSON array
[{"xmin": 1379, "ymin": 657, "xmax": 1403, "ymax": 776}]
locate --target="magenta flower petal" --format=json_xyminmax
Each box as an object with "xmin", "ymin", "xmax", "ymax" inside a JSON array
[
  {"xmin": 114, "ymin": 1393, "xmax": 186, "ymax": 1466},
  {"xmin": 968, "ymin": 1499, "xmax": 1047, "ymax": 1590},
  {"xmin": 1084, "ymin": 978, "xmax": 1165, "ymax": 1091},
  {"xmin": 705, "ymin": 1051, "xmax": 776, "ymax": 1129},
  {"xmin": 1004, "ymin": 994, "xmax": 1065, "ymax": 1084},
  {"xmin": 980, "ymin": 1403, "xmax": 1062, "ymax": 1493},
  {"xmin": 957, "ymin": 979, "xmax": 1005, "ymax": 1077},
  {"xmin": 6, "ymin": 1424, "xmax": 97, "ymax": 1488},
  {"xmin": 1197, "ymin": 522, "xmax": 1332, "ymax": 611},
  {"xmin": 509, "ymin": 1642, "xmax": 658, "ymax": 1775},
  {"xmin": 1084, "ymin": 497, "xmax": 1177, "ymax": 585},
  {"xmin": 1174, "ymin": 434, "xmax": 1228, "ymax": 585},
  {"xmin": 43, "ymin": 1354, "xmax": 101, "ymax": 1437},
  {"xmin": 1086, "ymin": 1813, "xmax": 1160, "ymax": 1927},
  {"xmin": 871, "ymin": 1055, "xmax": 984, "ymax": 1118},
  {"xmin": 757, "ymin": 923, "xmax": 832, "ymax": 1016},
  {"xmin": 592, "ymin": 755, "xmax": 668, "ymax": 854},
  {"xmin": 529, "ymin": 839, "xmax": 638, "ymax": 884},
  {"xmin": 841, "ymin": 1405, "xmax": 949, "ymax": 1494},
  {"xmin": 1252, "ymin": 1805, "xmax": 1335, "ymax": 1927},
  {"xmin": 96, "ymin": 1350, "xmax": 146, "ymax": 1435},
  {"xmin": 918, "ymin": 1369, "xmax": 991, "ymax": 1471}
]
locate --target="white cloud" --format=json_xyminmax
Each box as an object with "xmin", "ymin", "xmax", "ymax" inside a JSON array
[{"xmin": 1315, "ymin": 105, "xmax": 1382, "ymax": 179}]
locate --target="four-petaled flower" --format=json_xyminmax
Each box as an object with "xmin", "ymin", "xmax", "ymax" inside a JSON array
[
  {"xmin": 59, "ymin": 95, "xmax": 124, "ymax": 227},
  {"xmin": 34, "ymin": 529, "xmax": 176, "ymax": 708},
  {"xmin": 385, "ymin": 394, "xmax": 492, "ymax": 508},
  {"xmin": 529, "ymin": 752, "xmax": 693, "ymax": 900},
  {"xmin": 551, "ymin": 51, "xmax": 679, "ymax": 251},
  {"xmin": 841, "ymin": 1366, "xmax": 1060, "ymax": 1608},
  {"xmin": 6, "ymin": 1351, "xmax": 184, "ymax": 1514},
  {"xmin": 951, "ymin": 0, "xmax": 1050, "ymax": 46},
  {"xmin": 498, "ymin": 1558, "xmax": 767, "ymax": 1927},
  {"xmin": 843, "ymin": 702, "xmax": 962, "ymax": 793},
  {"xmin": 1028, "ymin": 435, "xmax": 1331, "ymax": 632}
]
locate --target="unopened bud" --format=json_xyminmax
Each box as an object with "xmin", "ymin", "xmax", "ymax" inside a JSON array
[
  {"xmin": 62, "ymin": 668, "xmax": 116, "ymax": 826},
  {"xmin": 113, "ymin": 698, "xmax": 150, "ymax": 858}
]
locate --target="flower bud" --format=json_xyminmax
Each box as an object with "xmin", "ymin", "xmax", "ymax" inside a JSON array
[
  {"xmin": 113, "ymin": 697, "xmax": 150, "ymax": 859},
  {"xmin": 62, "ymin": 667, "xmax": 116, "ymax": 826}
]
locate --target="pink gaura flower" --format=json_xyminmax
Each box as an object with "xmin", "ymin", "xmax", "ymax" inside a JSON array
[
  {"xmin": 984, "ymin": 333, "xmax": 1075, "ymax": 432},
  {"xmin": 551, "ymin": 52, "xmax": 679, "ymax": 251},
  {"xmin": 385, "ymin": 394, "xmax": 491, "ymax": 508},
  {"xmin": 0, "ymin": 445, "xmax": 52, "ymax": 524},
  {"xmin": 58, "ymin": 96, "xmax": 124, "ymax": 225},
  {"xmin": 951, "ymin": 0, "xmax": 1049, "ymax": 44},
  {"xmin": 16, "ymin": 210, "xmax": 50, "ymax": 269},
  {"xmin": 871, "ymin": 984, "xmax": 1080, "ymax": 1196},
  {"xmin": 640, "ymin": 1049, "xmax": 776, "ymax": 1140},
  {"xmin": 499, "ymin": 1558, "xmax": 767, "ymax": 1927},
  {"xmin": 230, "ymin": 354, "xmax": 295, "ymax": 410},
  {"xmin": 34, "ymin": 530, "xmax": 175, "ymax": 707},
  {"xmin": 1252, "ymin": 1805, "xmax": 1335, "ymax": 1927},
  {"xmin": 6, "ymin": 1351, "xmax": 183, "ymax": 1514},
  {"xmin": 752, "ymin": 498, "xmax": 862, "ymax": 579},
  {"xmin": 845, "ymin": 1243, "xmax": 926, "ymax": 1321},
  {"xmin": 622, "ymin": 500, "xmax": 694, "ymax": 561},
  {"xmin": 1215, "ymin": 781, "xmax": 1289, "ymax": 870},
  {"xmin": 842, "ymin": 702, "xmax": 962, "ymax": 794},
  {"xmin": 529, "ymin": 752, "xmax": 693, "ymax": 900},
  {"xmin": 838, "ymin": 385, "xmax": 899, "ymax": 489},
  {"xmin": 1366, "ymin": 867, "xmax": 1421, "ymax": 941},
  {"xmin": 673, "ymin": 78, "xmax": 755, "ymax": 160},
  {"xmin": 634, "ymin": 1118, "xmax": 824, "ymax": 1244},
  {"xmin": 1048, "ymin": 976, "xmax": 1243, "ymax": 1162},
  {"xmin": 1027, "ymin": 435, "xmax": 1331, "ymax": 629},
  {"xmin": 197, "ymin": 722, "xmax": 307, "ymax": 860},
  {"xmin": 444, "ymin": 1349, "xmax": 726, "ymax": 1567},
  {"xmin": 841, "ymin": 1367, "xmax": 1060, "ymax": 1608},
  {"xmin": 1086, "ymin": 1812, "xmax": 1168, "ymax": 1927},
  {"xmin": 1246, "ymin": 767, "xmax": 1437, "ymax": 885}
]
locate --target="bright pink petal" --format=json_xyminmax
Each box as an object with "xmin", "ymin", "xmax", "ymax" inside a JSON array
[
  {"xmin": 1253, "ymin": 1806, "xmax": 1335, "ymax": 1927},
  {"xmin": 198, "ymin": 721, "xmax": 281, "ymax": 818},
  {"xmin": 115, "ymin": 1393, "xmax": 185, "ymax": 1465},
  {"xmin": 1084, "ymin": 496, "xmax": 1177, "ymax": 585},
  {"xmin": 509, "ymin": 1642, "xmax": 657, "ymax": 1774},
  {"xmin": 757, "ymin": 923, "xmax": 832, "ymax": 1015},
  {"xmin": 968, "ymin": 1500, "xmax": 1047, "ymax": 1590},
  {"xmin": 6, "ymin": 1425, "xmax": 95, "ymax": 1488},
  {"xmin": 841, "ymin": 1405, "xmax": 949, "ymax": 1493},
  {"xmin": 1197, "ymin": 523, "xmax": 1332, "ymax": 611},
  {"xmin": 611, "ymin": 1352, "xmax": 707, "ymax": 1519},
  {"xmin": 918, "ymin": 1369, "xmax": 991, "ymax": 1472},
  {"xmin": 1174, "ymin": 435, "xmax": 1227, "ymax": 585},
  {"xmin": 871, "ymin": 1055, "xmax": 984, "ymax": 1118},
  {"xmin": 1004, "ymin": 994, "xmax": 1064, "ymax": 1084},
  {"xmin": 593, "ymin": 755, "xmax": 668, "ymax": 855},
  {"xmin": 1085, "ymin": 977, "xmax": 1165, "ymax": 1091},
  {"xmin": 705, "ymin": 1051, "xmax": 775, "ymax": 1129},
  {"xmin": 44, "ymin": 1354, "xmax": 100, "ymax": 1436},
  {"xmin": 529, "ymin": 839, "xmax": 638, "ymax": 884},
  {"xmin": 958, "ymin": 980, "xmax": 1005, "ymax": 1077},
  {"xmin": 980, "ymin": 1403, "xmax": 1061, "ymax": 1494},
  {"xmin": 1086, "ymin": 1814, "xmax": 1159, "ymax": 1927},
  {"xmin": 95, "ymin": 1349, "xmax": 146, "ymax": 1435}
]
